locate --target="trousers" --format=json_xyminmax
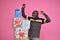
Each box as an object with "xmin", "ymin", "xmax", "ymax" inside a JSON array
[{"xmin": 29, "ymin": 37, "xmax": 39, "ymax": 40}]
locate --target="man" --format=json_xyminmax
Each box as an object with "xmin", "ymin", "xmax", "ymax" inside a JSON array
[{"xmin": 21, "ymin": 4, "xmax": 51, "ymax": 40}]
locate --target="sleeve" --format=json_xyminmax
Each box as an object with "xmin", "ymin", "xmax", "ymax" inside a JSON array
[
  {"xmin": 21, "ymin": 8, "xmax": 31, "ymax": 20},
  {"xmin": 39, "ymin": 18, "xmax": 45, "ymax": 24},
  {"xmin": 21, "ymin": 8, "xmax": 26, "ymax": 18},
  {"xmin": 41, "ymin": 13, "xmax": 51, "ymax": 24}
]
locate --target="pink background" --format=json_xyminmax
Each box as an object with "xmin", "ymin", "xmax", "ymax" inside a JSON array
[{"xmin": 0, "ymin": 0, "xmax": 60, "ymax": 40}]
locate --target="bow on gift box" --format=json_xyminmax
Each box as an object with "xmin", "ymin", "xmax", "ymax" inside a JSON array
[
  {"xmin": 19, "ymin": 32, "xmax": 25, "ymax": 37},
  {"xmin": 15, "ymin": 19, "xmax": 21, "ymax": 27}
]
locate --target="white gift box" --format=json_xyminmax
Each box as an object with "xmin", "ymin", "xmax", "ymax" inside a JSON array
[
  {"xmin": 21, "ymin": 19, "xmax": 30, "ymax": 30},
  {"xmin": 14, "ymin": 19, "xmax": 30, "ymax": 38},
  {"xmin": 15, "ymin": 34, "xmax": 20, "ymax": 38},
  {"xmin": 14, "ymin": 27, "xmax": 20, "ymax": 38},
  {"xmin": 13, "ymin": 18, "xmax": 21, "ymax": 27}
]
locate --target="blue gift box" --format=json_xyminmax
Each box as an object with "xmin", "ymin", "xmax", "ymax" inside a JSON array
[{"xmin": 15, "ymin": 9, "xmax": 21, "ymax": 18}]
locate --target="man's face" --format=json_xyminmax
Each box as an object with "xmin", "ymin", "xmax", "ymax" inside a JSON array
[{"xmin": 32, "ymin": 12, "xmax": 38, "ymax": 18}]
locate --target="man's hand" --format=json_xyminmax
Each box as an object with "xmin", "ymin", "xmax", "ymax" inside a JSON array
[
  {"xmin": 22, "ymin": 4, "xmax": 26, "ymax": 8},
  {"xmin": 40, "ymin": 11, "xmax": 45, "ymax": 15}
]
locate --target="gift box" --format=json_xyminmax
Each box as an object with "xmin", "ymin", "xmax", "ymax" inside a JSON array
[
  {"xmin": 13, "ymin": 18, "xmax": 21, "ymax": 27},
  {"xmin": 21, "ymin": 19, "xmax": 30, "ymax": 30},
  {"xmin": 14, "ymin": 27, "xmax": 21, "ymax": 38},
  {"xmin": 15, "ymin": 9, "xmax": 21, "ymax": 18}
]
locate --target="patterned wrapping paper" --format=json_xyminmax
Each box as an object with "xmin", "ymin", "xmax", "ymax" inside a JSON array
[
  {"xmin": 13, "ymin": 18, "xmax": 30, "ymax": 40},
  {"xmin": 13, "ymin": 18, "xmax": 21, "ymax": 39},
  {"xmin": 21, "ymin": 19, "xmax": 30, "ymax": 30},
  {"xmin": 13, "ymin": 18, "xmax": 21, "ymax": 27}
]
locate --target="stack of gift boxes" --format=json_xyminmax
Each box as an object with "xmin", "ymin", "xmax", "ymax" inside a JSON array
[{"xmin": 13, "ymin": 9, "xmax": 30, "ymax": 40}]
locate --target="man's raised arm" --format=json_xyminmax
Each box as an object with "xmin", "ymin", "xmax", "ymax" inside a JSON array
[
  {"xmin": 21, "ymin": 4, "xmax": 27, "ymax": 18},
  {"xmin": 40, "ymin": 11, "xmax": 51, "ymax": 23}
]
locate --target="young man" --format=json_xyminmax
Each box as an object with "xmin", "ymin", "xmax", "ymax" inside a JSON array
[{"xmin": 21, "ymin": 4, "xmax": 51, "ymax": 40}]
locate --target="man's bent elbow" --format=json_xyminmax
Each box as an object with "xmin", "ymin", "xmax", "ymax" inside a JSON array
[{"xmin": 46, "ymin": 20, "xmax": 51, "ymax": 23}]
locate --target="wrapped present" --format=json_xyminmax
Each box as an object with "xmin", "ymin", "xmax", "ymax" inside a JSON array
[
  {"xmin": 14, "ymin": 27, "xmax": 21, "ymax": 38},
  {"xmin": 13, "ymin": 18, "xmax": 21, "ymax": 27},
  {"xmin": 15, "ymin": 19, "xmax": 21, "ymax": 27},
  {"xmin": 15, "ymin": 9, "xmax": 21, "ymax": 18},
  {"xmin": 21, "ymin": 19, "xmax": 30, "ymax": 30}
]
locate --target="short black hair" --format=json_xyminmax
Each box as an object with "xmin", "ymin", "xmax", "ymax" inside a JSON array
[{"xmin": 32, "ymin": 10, "xmax": 39, "ymax": 15}]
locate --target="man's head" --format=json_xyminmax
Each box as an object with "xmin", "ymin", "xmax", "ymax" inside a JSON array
[{"xmin": 32, "ymin": 10, "xmax": 39, "ymax": 18}]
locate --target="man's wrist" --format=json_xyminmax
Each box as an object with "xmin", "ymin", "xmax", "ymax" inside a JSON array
[{"xmin": 22, "ymin": 7, "xmax": 25, "ymax": 9}]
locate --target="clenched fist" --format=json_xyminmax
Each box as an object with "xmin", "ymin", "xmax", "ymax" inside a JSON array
[
  {"xmin": 22, "ymin": 4, "xmax": 26, "ymax": 8},
  {"xmin": 40, "ymin": 11, "xmax": 45, "ymax": 15}
]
